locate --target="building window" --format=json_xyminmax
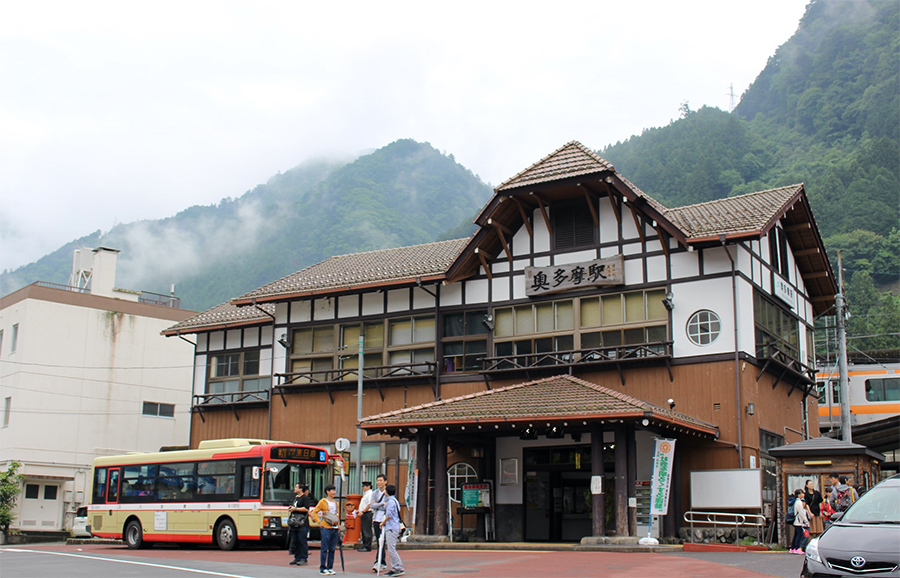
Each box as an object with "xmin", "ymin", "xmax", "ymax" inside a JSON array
[
  {"xmin": 3, "ymin": 397, "xmax": 9, "ymax": 427},
  {"xmin": 142, "ymin": 401, "xmax": 175, "ymax": 417},
  {"xmin": 447, "ymin": 462, "xmax": 478, "ymax": 503},
  {"xmin": 385, "ymin": 316, "xmax": 435, "ymax": 371},
  {"xmin": 290, "ymin": 326, "xmax": 336, "ymax": 379},
  {"xmin": 580, "ymin": 289, "xmax": 668, "ymax": 351},
  {"xmin": 768, "ymin": 227, "xmax": 790, "ymax": 278},
  {"xmin": 25, "ymin": 484, "xmax": 39, "ymax": 499},
  {"xmin": 11, "ymin": 323, "xmax": 18, "ymax": 353},
  {"xmin": 759, "ymin": 429, "xmax": 784, "ymax": 503},
  {"xmin": 553, "ymin": 200, "xmax": 597, "ymax": 250},
  {"xmin": 865, "ymin": 378, "xmax": 900, "ymax": 402},
  {"xmin": 207, "ymin": 349, "xmax": 270, "ymax": 400},
  {"xmin": 686, "ymin": 310, "xmax": 721, "ymax": 346},
  {"xmin": 495, "ymin": 299, "xmax": 575, "ymax": 363},
  {"xmin": 753, "ymin": 290, "xmax": 800, "ymax": 364},
  {"xmin": 442, "ymin": 310, "xmax": 488, "ymax": 372},
  {"xmin": 44, "ymin": 485, "xmax": 58, "ymax": 500}
]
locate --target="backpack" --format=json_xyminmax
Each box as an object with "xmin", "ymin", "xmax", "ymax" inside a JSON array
[
  {"xmin": 785, "ymin": 496, "xmax": 796, "ymax": 524},
  {"xmin": 835, "ymin": 487, "xmax": 854, "ymax": 512}
]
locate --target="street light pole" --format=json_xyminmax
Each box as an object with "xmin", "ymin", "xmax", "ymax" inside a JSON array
[{"xmin": 356, "ymin": 334, "xmax": 364, "ymax": 492}]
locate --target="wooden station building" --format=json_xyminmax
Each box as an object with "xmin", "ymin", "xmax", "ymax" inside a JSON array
[{"xmin": 164, "ymin": 141, "xmax": 836, "ymax": 541}]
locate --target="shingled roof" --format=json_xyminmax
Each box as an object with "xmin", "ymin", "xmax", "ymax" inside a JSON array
[
  {"xmin": 232, "ymin": 238, "xmax": 469, "ymax": 305},
  {"xmin": 665, "ymin": 185, "xmax": 803, "ymax": 240},
  {"xmin": 768, "ymin": 436, "xmax": 886, "ymax": 460},
  {"xmin": 163, "ymin": 301, "xmax": 274, "ymax": 336},
  {"xmin": 496, "ymin": 141, "xmax": 616, "ymax": 192},
  {"xmin": 359, "ymin": 374, "xmax": 718, "ymax": 437}
]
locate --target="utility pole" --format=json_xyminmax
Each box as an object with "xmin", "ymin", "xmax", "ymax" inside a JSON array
[
  {"xmin": 356, "ymin": 334, "xmax": 364, "ymax": 492},
  {"xmin": 835, "ymin": 251, "xmax": 851, "ymax": 442},
  {"xmin": 728, "ymin": 83, "xmax": 736, "ymax": 111}
]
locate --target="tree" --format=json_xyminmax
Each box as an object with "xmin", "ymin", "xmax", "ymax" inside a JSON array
[{"xmin": 0, "ymin": 461, "xmax": 23, "ymax": 540}]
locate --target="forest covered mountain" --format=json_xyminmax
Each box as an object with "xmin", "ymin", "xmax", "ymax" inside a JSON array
[{"xmin": 1, "ymin": 0, "xmax": 896, "ymax": 356}]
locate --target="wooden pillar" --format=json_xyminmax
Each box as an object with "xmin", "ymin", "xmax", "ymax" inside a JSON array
[
  {"xmin": 433, "ymin": 431, "xmax": 448, "ymax": 536},
  {"xmin": 615, "ymin": 425, "xmax": 628, "ymax": 536},
  {"xmin": 590, "ymin": 423, "xmax": 605, "ymax": 536},
  {"xmin": 626, "ymin": 423, "xmax": 637, "ymax": 536},
  {"xmin": 415, "ymin": 433, "xmax": 429, "ymax": 535}
]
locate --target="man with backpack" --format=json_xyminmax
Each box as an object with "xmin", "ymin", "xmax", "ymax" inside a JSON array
[{"xmin": 829, "ymin": 473, "xmax": 859, "ymax": 513}]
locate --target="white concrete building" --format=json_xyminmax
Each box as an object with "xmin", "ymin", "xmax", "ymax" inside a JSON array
[{"xmin": 0, "ymin": 248, "xmax": 195, "ymax": 533}]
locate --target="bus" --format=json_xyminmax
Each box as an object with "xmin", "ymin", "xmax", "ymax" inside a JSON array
[
  {"xmin": 88, "ymin": 438, "xmax": 343, "ymax": 550},
  {"xmin": 817, "ymin": 363, "xmax": 900, "ymax": 432}
]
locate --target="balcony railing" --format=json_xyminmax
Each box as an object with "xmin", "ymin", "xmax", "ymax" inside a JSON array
[
  {"xmin": 139, "ymin": 291, "xmax": 181, "ymax": 308},
  {"xmin": 193, "ymin": 389, "xmax": 270, "ymax": 406},
  {"xmin": 277, "ymin": 361, "xmax": 437, "ymax": 388},
  {"xmin": 480, "ymin": 341, "xmax": 673, "ymax": 374}
]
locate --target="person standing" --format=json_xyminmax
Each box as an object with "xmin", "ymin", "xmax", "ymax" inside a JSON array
[
  {"xmin": 804, "ymin": 479, "xmax": 824, "ymax": 537},
  {"xmin": 288, "ymin": 483, "xmax": 313, "ymax": 566},
  {"xmin": 311, "ymin": 484, "xmax": 340, "ymax": 576},
  {"xmin": 370, "ymin": 474, "xmax": 388, "ymax": 573},
  {"xmin": 830, "ymin": 475, "xmax": 859, "ymax": 513},
  {"xmin": 790, "ymin": 489, "xmax": 810, "ymax": 554},
  {"xmin": 357, "ymin": 480, "xmax": 374, "ymax": 552},
  {"xmin": 380, "ymin": 484, "xmax": 405, "ymax": 577}
]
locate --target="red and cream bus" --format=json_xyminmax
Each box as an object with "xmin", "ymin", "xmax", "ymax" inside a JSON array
[{"xmin": 88, "ymin": 438, "xmax": 342, "ymax": 550}]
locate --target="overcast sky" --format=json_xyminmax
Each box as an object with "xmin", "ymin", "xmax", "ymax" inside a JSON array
[{"xmin": 0, "ymin": 0, "xmax": 809, "ymax": 273}]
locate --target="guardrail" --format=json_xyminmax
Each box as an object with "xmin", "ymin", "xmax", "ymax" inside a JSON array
[{"xmin": 683, "ymin": 510, "xmax": 767, "ymax": 544}]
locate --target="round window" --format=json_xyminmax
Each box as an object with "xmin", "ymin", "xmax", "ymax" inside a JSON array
[
  {"xmin": 447, "ymin": 462, "xmax": 478, "ymax": 503},
  {"xmin": 687, "ymin": 310, "xmax": 721, "ymax": 346}
]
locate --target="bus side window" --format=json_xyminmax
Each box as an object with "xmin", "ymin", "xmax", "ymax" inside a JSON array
[
  {"xmin": 108, "ymin": 469, "xmax": 119, "ymax": 502},
  {"xmin": 93, "ymin": 468, "xmax": 108, "ymax": 504}
]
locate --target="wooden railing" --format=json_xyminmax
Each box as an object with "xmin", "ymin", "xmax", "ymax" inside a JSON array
[
  {"xmin": 480, "ymin": 341, "xmax": 673, "ymax": 373},
  {"xmin": 276, "ymin": 361, "xmax": 437, "ymax": 388},
  {"xmin": 193, "ymin": 389, "xmax": 270, "ymax": 406}
]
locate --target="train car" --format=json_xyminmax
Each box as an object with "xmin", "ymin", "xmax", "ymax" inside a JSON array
[{"xmin": 817, "ymin": 363, "xmax": 900, "ymax": 432}]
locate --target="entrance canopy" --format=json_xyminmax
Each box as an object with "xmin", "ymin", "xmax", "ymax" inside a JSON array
[{"xmin": 359, "ymin": 374, "xmax": 718, "ymax": 439}]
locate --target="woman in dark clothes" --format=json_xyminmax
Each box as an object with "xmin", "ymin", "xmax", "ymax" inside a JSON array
[{"xmin": 805, "ymin": 479, "xmax": 824, "ymax": 536}]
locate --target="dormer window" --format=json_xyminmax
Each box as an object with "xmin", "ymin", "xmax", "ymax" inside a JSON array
[{"xmin": 553, "ymin": 200, "xmax": 597, "ymax": 250}]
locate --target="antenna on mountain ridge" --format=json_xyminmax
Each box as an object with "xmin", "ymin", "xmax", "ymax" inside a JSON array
[{"xmin": 727, "ymin": 83, "xmax": 736, "ymax": 111}]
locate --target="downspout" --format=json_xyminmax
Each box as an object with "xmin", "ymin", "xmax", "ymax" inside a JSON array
[
  {"xmin": 722, "ymin": 239, "xmax": 743, "ymax": 467},
  {"xmin": 176, "ymin": 331, "xmax": 197, "ymax": 447},
  {"xmin": 253, "ymin": 299, "xmax": 277, "ymax": 440}
]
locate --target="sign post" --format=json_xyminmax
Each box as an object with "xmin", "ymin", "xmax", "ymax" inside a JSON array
[{"xmin": 641, "ymin": 438, "xmax": 676, "ymax": 545}]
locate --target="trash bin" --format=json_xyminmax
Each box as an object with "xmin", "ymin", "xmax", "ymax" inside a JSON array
[{"xmin": 343, "ymin": 493, "xmax": 362, "ymax": 545}]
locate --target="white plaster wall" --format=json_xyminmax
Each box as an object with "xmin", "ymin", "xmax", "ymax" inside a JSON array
[
  {"xmin": 314, "ymin": 297, "xmax": 335, "ymax": 320},
  {"xmin": 671, "ymin": 277, "xmax": 736, "ymax": 358},
  {"xmin": 532, "ymin": 256, "xmax": 550, "ymax": 267},
  {"xmin": 196, "ymin": 333, "xmax": 208, "ymax": 353},
  {"xmin": 533, "ymin": 209, "xmax": 550, "ymax": 253},
  {"xmin": 735, "ymin": 277, "xmax": 758, "ymax": 355},
  {"xmin": 670, "ymin": 250, "xmax": 699, "ymax": 279},
  {"xmin": 194, "ymin": 355, "xmax": 207, "ymax": 396},
  {"xmin": 621, "ymin": 207, "xmax": 640, "ymax": 240},
  {"xmin": 554, "ymin": 250, "xmax": 595, "ymax": 266},
  {"xmin": 386, "ymin": 289, "xmax": 408, "ymax": 313},
  {"xmin": 599, "ymin": 203, "xmax": 618, "ymax": 244},
  {"xmin": 492, "ymin": 277, "xmax": 510, "ymax": 302},
  {"xmin": 412, "ymin": 287, "xmax": 436, "ymax": 310},
  {"xmin": 441, "ymin": 283, "xmax": 463, "ymax": 306},
  {"xmin": 244, "ymin": 327, "xmax": 260, "ymax": 347},
  {"xmin": 622, "ymin": 240, "xmax": 642, "ymax": 256},
  {"xmin": 338, "ymin": 295, "xmax": 359, "ymax": 318},
  {"xmin": 703, "ymin": 246, "xmax": 733, "ymax": 275},
  {"xmin": 291, "ymin": 300, "xmax": 311, "ymax": 323},
  {"xmin": 624, "ymin": 257, "xmax": 644, "ymax": 286},
  {"xmin": 226, "ymin": 328, "xmax": 242, "ymax": 349},
  {"xmin": 512, "ymin": 225, "xmax": 530, "ymax": 257},
  {"xmin": 512, "ymin": 272, "xmax": 527, "ymax": 300},
  {"xmin": 646, "ymin": 255, "xmax": 667, "ymax": 283},
  {"xmin": 466, "ymin": 279, "xmax": 490, "ymax": 304},
  {"xmin": 275, "ymin": 302, "xmax": 289, "ymax": 325},
  {"xmin": 208, "ymin": 331, "xmax": 225, "ymax": 351},
  {"xmin": 362, "ymin": 292, "xmax": 383, "ymax": 316},
  {"xmin": 491, "ymin": 260, "xmax": 510, "ymax": 274}
]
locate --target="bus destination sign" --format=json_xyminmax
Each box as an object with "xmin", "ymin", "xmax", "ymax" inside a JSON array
[{"xmin": 271, "ymin": 447, "xmax": 326, "ymax": 462}]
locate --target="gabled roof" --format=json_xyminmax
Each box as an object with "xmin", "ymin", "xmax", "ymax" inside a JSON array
[
  {"xmin": 496, "ymin": 141, "xmax": 615, "ymax": 192},
  {"xmin": 768, "ymin": 436, "xmax": 885, "ymax": 461},
  {"xmin": 163, "ymin": 301, "xmax": 274, "ymax": 336},
  {"xmin": 232, "ymin": 238, "xmax": 469, "ymax": 306},
  {"xmin": 359, "ymin": 374, "xmax": 718, "ymax": 437}
]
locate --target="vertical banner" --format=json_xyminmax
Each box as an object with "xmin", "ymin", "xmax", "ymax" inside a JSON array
[
  {"xmin": 404, "ymin": 443, "xmax": 417, "ymax": 522},
  {"xmin": 650, "ymin": 439, "xmax": 676, "ymax": 515}
]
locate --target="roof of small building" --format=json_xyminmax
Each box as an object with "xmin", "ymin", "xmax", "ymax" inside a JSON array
[
  {"xmin": 496, "ymin": 141, "xmax": 616, "ymax": 192},
  {"xmin": 231, "ymin": 238, "xmax": 470, "ymax": 306},
  {"xmin": 163, "ymin": 301, "xmax": 274, "ymax": 335},
  {"xmin": 768, "ymin": 436, "xmax": 886, "ymax": 461},
  {"xmin": 359, "ymin": 374, "xmax": 718, "ymax": 436}
]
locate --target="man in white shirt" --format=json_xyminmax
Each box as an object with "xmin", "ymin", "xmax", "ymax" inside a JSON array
[
  {"xmin": 356, "ymin": 480, "xmax": 374, "ymax": 552},
  {"xmin": 369, "ymin": 474, "xmax": 388, "ymax": 572}
]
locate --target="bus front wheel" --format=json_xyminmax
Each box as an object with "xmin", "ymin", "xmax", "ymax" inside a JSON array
[
  {"xmin": 124, "ymin": 520, "xmax": 144, "ymax": 549},
  {"xmin": 215, "ymin": 519, "xmax": 239, "ymax": 551}
]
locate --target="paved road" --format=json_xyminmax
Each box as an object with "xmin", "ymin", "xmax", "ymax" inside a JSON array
[{"xmin": 1, "ymin": 543, "xmax": 806, "ymax": 578}]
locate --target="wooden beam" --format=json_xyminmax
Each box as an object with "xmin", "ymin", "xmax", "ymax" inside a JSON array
[
  {"xmin": 532, "ymin": 193, "xmax": 553, "ymax": 235},
  {"xmin": 628, "ymin": 203, "xmax": 646, "ymax": 244},
  {"xmin": 495, "ymin": 226, "xmax": 513, "ymax": 263},
  {"xmin": 654, "ymin": 223, "xmax": 670, "ymax": 258},
  {"xmin": 487, "ymin": 217, "xmax": 513, "ymax": 236},
  {"xmin": 785, "ymin": 222, "xmax": 811, "ymax": 232},
  {"xmin": 475, "ymin": 248, "xmax": 493, "ymax": 281},
  {"xmin": 512, "ymin": 197, "xmax": 533, "ymax": 237},
  {"xmin": 804, "ymin": 271, "xmax": 830, "ymax": 279},
  {"xmin": 600, "ymin": 180, "xmax": 621, "ymax": 224},
  {"xmin": 794, "ymin": 248, "xmax": 820, "ymax": 257},
  {"xmin": 577, "ymin": 183, "xmax": 599, "ymax": 229}
]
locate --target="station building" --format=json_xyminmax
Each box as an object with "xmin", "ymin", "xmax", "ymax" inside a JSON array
[{"xmin": 164, "ymin": 141, "xmax": 836, "ymax": 541}]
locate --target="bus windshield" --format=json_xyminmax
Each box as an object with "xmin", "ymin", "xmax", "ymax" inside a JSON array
[{"xmin": 262, "ymin": 461, "xmax": 329, "ymax": 505}]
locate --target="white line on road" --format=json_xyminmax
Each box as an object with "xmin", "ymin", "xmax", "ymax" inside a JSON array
[{"xmin": 3, "ymin": 548, "xmax": 257, "ymax": 578}]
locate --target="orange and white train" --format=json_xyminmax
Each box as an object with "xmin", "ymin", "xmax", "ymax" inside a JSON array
[{"xmin": 816, "ymin": 363, "xmax": 900, "ymax": 432}]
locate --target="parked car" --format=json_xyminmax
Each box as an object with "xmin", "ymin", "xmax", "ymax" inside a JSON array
[
  {"xmin": 72, "ymin": 506, "xmax": 91, "ymax": 538},
  {"xmin": 802, "ymin": 474, "xmax": 900, "ymax": 577}
]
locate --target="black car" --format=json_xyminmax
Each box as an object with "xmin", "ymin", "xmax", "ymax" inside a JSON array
[{"xmin": 802, "ymin": 474, "xmax": 900, "ymax": 577}]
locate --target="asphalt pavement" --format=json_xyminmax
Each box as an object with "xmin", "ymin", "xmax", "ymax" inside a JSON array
[{"xmin": 0, "ymin": 542, "xmax": 807, "ymax": 578}]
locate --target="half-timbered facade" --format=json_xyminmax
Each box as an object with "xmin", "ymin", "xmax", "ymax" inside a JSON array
[{"xmin": 164, "ymin": 141, "xmax": 836, "ymax": 541}]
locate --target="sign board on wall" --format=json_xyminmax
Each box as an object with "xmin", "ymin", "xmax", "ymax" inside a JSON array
[
  {"xmin": 773, "ymin": 275, "xmax": 796, "ymax": 309},
  {"xmin": 524, "ymin": 255, "xmax": 624, "ymax": 297},
  {"xmin": 690, "ymin": 469, "xmax": 763, "ymax": 509}
]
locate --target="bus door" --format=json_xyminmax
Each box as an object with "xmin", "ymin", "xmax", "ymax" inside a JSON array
[{"xmin": 106, "ymin": 468, "xmax": 121, "ymax": 531}]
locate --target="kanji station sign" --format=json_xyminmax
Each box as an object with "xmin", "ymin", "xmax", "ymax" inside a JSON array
[{"xmin": 524, "ymin": 255, "xmax": 624, "ymax": 297}]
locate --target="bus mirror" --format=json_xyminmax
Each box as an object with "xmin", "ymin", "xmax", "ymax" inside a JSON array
[{"xmin": 252, "ymin": 466, "xmax": 261, "ymax": 480}]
